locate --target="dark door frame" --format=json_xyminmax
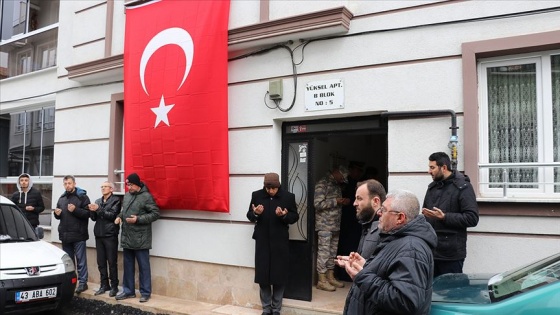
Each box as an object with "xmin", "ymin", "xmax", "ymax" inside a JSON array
[{"xmin": 282, "ymin": 115, "xmax": 387, "ymax": 301}]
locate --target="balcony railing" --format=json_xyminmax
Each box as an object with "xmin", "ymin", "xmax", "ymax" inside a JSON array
[
  {"xmin": 478, "ymin": 162, "xmax": 560, "ymax": 199},
  {"xmin": 0, "ymin": 24, "xmax": 58, "ymax": 80}
]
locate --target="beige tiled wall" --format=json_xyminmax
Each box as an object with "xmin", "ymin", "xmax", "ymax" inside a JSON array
[{"xmin": 85, "ymin": 249, "xmax": 260, "ymax": 309}]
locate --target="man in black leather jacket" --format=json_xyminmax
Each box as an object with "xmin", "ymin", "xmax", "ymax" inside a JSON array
[
  {"xmin": 88, "ymin": 181, "xmax": 121, "ymax": 297},
  {"xmin": 422, "ymin": 152, "xmax": 479, "ymax": 277}
]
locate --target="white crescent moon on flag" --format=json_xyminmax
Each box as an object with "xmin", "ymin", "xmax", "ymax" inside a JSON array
[{"xmin": 139, "ymin": 27, "xmax": 194, "ymax": 95}]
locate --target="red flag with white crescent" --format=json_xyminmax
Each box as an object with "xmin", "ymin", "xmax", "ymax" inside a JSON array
[{"xmin": 124, "ymin": 0, "xmax": 230, "ymax": 212}]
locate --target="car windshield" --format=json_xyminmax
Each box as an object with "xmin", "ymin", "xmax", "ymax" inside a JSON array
[
  {"xmin": 489, "ymin": 253, "xmax": 560, "ymax": 302},
  {"xmin": 0, "ymin": 204, "xmax": 38, "ymax": 242},
  {"xmin": 432, "ymin": 273, "xmax": 493, "ymax": 304}
]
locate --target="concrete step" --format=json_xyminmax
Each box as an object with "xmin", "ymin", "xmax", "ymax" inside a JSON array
[{"xmin": 80, "ymin": 282, "xmax": 346, "ymax": 315}]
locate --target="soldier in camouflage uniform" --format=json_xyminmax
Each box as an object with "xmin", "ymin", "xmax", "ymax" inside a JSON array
[{"xmin": 314, "ymin": 165, "xmax": 350, "ymax": 291}]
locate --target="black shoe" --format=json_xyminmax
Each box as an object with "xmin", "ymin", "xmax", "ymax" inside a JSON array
[
  {"xmin": 273, "ymin": 312, "xmax": 281, "ymax": 315},
  {"xmin": 139, "ymin": 295, "xmax": 150, "ymax": 303},
  {"xmin": 94, "ymin": 286, "xmax": 110, "ymax": 296},
  {"xmin": 109, "ymin": 288, "xmax": 118, "ymax": 297},
  {"xmin": 115, "ymin": 293, "xmax": 136, "ymax": 300},
  {"xmin": 75, "ymin": 283, "xmax": 88, "ymax": 294}
]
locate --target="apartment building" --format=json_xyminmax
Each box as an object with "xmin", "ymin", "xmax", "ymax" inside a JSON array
[{"xmin": 1, "ymin": 0, "xmax": 559, "ymax": 307}]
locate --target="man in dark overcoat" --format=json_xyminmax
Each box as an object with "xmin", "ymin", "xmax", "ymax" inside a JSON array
[{"xmin": 247, "ymin": 173, "xmax": 299, "ymax": 315}]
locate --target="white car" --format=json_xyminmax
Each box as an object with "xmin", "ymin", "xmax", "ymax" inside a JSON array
[{"xmin": 0, "ymin": 195, "xmax": 76, "ymax": 314}]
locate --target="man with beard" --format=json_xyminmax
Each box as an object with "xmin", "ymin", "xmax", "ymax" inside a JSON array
[
  {"xmin": 422, "ymin": 152, "xmax": 479, "ymax": 277},
  {"xmin": 54, "ymin": 175, "xmax": 91, "ymax": 294},
  {"xmin": 336, "ymin": 161, "xmax": 365, "ymax": 281},
  {"xmin": 336, "ymin": 179, "xmax": 386, "ymax": 270},
  {"xmin": 11, "ymin": 173, "xmax": 45, "ymax": 228},
  {"xmin": 342, "ymin": 190, "xmax": 437, "ymax": 315},
  {"xmin": 114, "ymin": 173, "xmax": 160, "ymax": 303}
]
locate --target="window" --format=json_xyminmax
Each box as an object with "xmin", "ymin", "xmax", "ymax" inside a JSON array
[
  {"xmin": 479, "ymin": 51, "xmax": 560, "ymax": 198},
  {"xmin": 1, "ymin": 107, "xmax": 55, "ymax": 214},
  {"xmin": 32, "ymin": 107, "xmax": 54, "ymax": 131},
  {"xmin": 14, "ymin": 112, "xmax": 29, "ymax": 134},
  {"xmin": 0, "ymin": 0, "xmax": 59, "ymax": 79},
  {"xmin": 15, "ymin": 48, "xmax": 31, "ymax": 74},
  {"xmin": 1, "ymin": 0, "xmax": 56, "ymax": 40},
  {"xmin": 37, "ymin": 41, "xmax": 56, "ymax": 70},
  {"xmin": 2, "ymin": 107, "xmax": 55, "ymax": 177}
]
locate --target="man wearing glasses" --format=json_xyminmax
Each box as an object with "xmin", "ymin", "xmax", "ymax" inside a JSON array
[
  {"xmin": 88, "ymin": 181, "xmax": 121, "ymax": 297},
  {"xmin": 114, "ymin": 173, "xmax": 160, "ymax": 303},
  {"xmin": 342, "ymin": 190, "xmax": 437, "ymax": 315}
]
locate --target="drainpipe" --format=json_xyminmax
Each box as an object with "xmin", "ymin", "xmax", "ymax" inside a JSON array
[{"xmin": 381, "ymin": 110, "xmax": 459, "ymax": 171}]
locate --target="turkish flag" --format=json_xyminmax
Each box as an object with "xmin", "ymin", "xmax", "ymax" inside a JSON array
[{"xmin": 124, "ymin": 0, "xmax": 230, "ymax": 212}]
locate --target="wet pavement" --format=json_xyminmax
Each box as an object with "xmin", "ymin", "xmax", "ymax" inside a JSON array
[{"xmin": 57, "ymin": 295, "xmax": 168, "ymax": 315}]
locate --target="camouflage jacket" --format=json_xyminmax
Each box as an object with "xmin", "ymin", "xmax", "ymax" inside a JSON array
[{"xmin": 314, "ymin": 172, "xmax": 343, "ymax": 231}]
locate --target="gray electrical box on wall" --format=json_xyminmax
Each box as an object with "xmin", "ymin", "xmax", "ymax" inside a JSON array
[{"xmin": 269, "ymin": 79, "xmax": 283, "ymax": 100}]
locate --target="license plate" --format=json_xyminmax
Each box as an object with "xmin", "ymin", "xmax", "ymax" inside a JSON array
[{"xmin": 15, "ymin": 287, "xmax": 57, "ymax": 303}]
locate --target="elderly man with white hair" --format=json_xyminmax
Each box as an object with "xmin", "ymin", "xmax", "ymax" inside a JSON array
[{"xmin": 342, "ymin": 189, "xmax": 437, "ymax": 315}]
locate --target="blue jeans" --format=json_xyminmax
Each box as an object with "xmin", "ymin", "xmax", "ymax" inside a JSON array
[
  {"xmin": 62, "ymin": 241, "xmax": 88, "ymax": 285},
  {"xmin": 122, "ymin": 248, "xmax": 151, "ymax": 297}
]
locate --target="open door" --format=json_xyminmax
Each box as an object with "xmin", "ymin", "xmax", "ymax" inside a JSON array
[
  {"xmin": 283, "ymin": 139, "xmax": 314, "ymax": 301},
  {"xmin": 282, "ymin": 116, "xmax": 387, "ymax": 302}
]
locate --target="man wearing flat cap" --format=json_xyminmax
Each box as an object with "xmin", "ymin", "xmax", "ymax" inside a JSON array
[
  {"xmin": 247, "ymin": 173, "xmax": 299, "ymax": 315},
  {"xmin": 314, "ymin": 165, "xmax": 350, "ymax": 291},
  {"xmin": 114, "ymin": 173, "xmax": 160, "ymax": 303}
]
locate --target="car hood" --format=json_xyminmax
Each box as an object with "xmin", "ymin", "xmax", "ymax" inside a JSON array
[
  {"xmin": 0, "ymin": 241, "xmax": 66, "ymax": 269},
  {"xmin": 432, "ymin": 273, "xmax": 496, "ymax": 304}
]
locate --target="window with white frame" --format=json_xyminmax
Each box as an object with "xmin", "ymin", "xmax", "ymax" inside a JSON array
[
  {"xmin": 37, "ymin": 41, "xmax": 56, "ymax": 69},
  {"xmin": 14, "ymin": 112, "xmax": 29, "ymax": 134},
  {"xmin": 479, "ymin": 51, "xmax": 560, "ymax": 198},
  {"xmin": 1, "ymin": 0, "xmax": 59, "ymax": 79},
  {"xmin": 16, "ymin": 48, "xmax": 32, "ymax": 74}
]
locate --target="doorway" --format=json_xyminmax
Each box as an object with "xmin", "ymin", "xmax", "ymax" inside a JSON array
[{"xmin": 282, "ymin": 115, "xmax": 387, "ymax": 301}]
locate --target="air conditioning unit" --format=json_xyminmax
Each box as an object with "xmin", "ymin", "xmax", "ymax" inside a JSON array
[{"xmin": 13, "ymin": 39, "xmax": 27, "ymax": 47}]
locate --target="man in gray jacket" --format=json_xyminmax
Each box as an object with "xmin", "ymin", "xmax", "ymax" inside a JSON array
[
  {"xmin": 114, "ymin": 173, "xmax": 160, "ymax": 303},
  {"xmin": 336, "ymin": 179, "xmax": 386, "ymax": 268},
  {"xmin": 342, "ymin": 190, "xmax": 437, "ymax": 315}
]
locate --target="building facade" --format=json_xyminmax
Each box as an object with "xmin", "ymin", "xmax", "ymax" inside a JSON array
[{"xmin": 1, "ymin": 0, "xmax": 559, "ymax": 308}]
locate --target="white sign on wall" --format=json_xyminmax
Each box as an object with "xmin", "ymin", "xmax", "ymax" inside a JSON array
[{"xmin": 305, "ymin": 79, "xmax": 344, "ymax": 111}]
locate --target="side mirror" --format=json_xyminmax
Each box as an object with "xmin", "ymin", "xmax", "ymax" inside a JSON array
[{"xmin": 35, "ymin": 226, "xmax": 44, "ymax": 239}]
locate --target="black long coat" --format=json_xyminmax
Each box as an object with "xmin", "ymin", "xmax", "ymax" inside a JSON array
[{"xmin": 247, "ymin": 187, "xmax": 299, "ymax": 285}]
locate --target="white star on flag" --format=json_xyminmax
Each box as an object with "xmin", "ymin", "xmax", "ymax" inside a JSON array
[{"xmin": 151, "ymin": 95, "xmax": 175, "ymax": 128}]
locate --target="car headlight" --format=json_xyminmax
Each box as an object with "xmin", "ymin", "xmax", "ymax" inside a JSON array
[{"xmin": 61, "ymin": 254, "xmax": 75, "ymax": 273}]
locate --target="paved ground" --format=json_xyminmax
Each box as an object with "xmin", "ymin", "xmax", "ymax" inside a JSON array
[
  {"xmin": 63, "ymin": 282, "xmax": 264, "ymax": 315},
  {"xmin": 58, "ymin": 296, "xmax": 168, "ymax": 315},
  {"xmin": 58, "ymin": 281, "xmax": 347, "ymax": 315}
]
